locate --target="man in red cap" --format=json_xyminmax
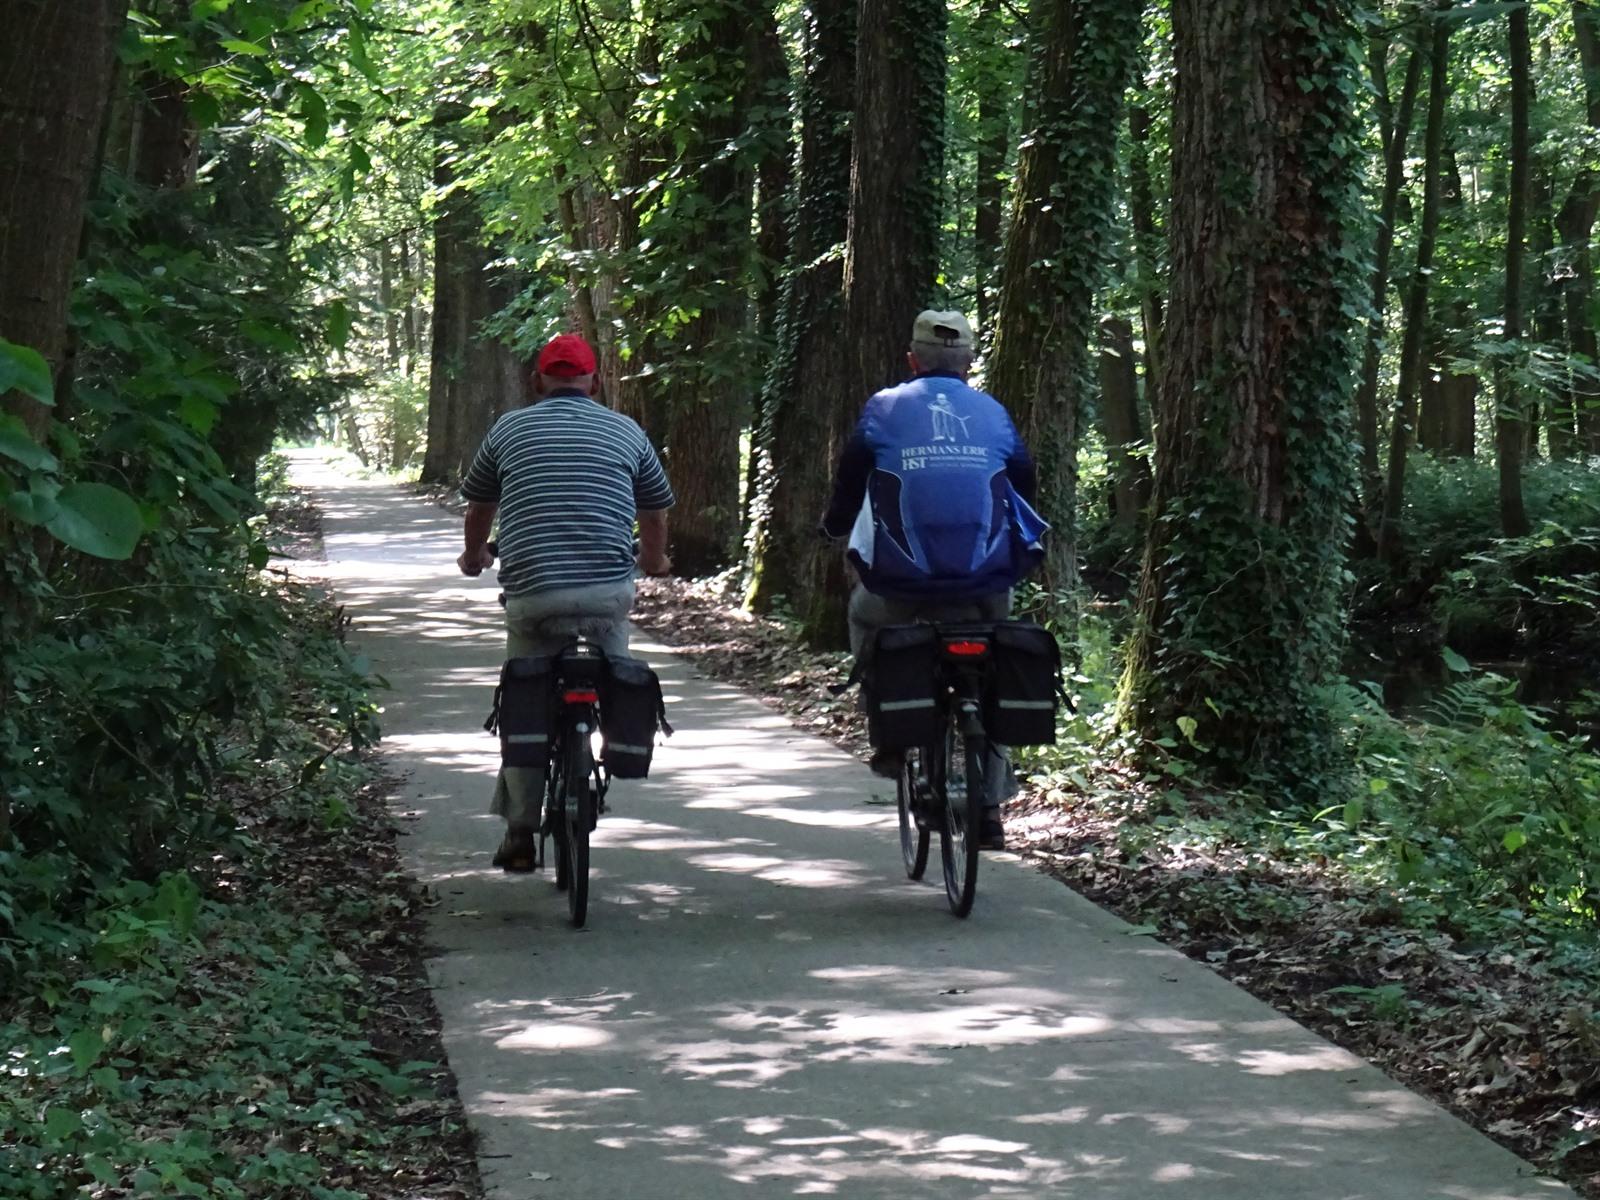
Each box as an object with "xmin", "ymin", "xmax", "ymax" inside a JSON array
[{"xmin": 458, "ymin": 332, "xmax": 674, "ymax": 870}]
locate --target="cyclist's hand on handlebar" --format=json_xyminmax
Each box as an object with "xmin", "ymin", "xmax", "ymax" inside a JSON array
[
  {"xmin": 638, "ymin": 550, "xmax": 673, "ymax": 577},
  {"xmin": 458, "ymin": 545, "xmax": 495, "ymax": 577}
]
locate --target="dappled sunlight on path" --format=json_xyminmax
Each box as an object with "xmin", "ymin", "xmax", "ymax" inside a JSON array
[{"xmin": 287, "ymin": 451, "xmax": 1571, "ymax": 1200}]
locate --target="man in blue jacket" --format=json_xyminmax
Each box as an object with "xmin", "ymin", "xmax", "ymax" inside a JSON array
[{"xmin": 820, "ymin": 309, "xmax": 1045, "ymax": 850}]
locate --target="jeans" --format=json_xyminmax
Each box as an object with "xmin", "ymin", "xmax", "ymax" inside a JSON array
[
  {"xmin": 847, "ymin": 584, "xmax": 1016, "ymax": 808},
  {"xmin": 492, "ymin": 579, "xmax": 635, "ymax": 827}
]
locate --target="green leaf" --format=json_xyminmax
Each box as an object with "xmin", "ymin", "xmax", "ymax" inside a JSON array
[
  {"xmin": 179, "ymin": 394, "xmax": 218, "ymax": 435},
  {"xmin": 1368, "ymin": 777, "xmax": 1389, "ymax": 794},
  {"xmin": 1343, "ymin": 797, "xmax": 1364, "ymax": 828},
  {"xmin": 67, "ymin": 1026, "xmax": 104, "ymax": 1074},
  {"xmin": 45, "ymin": 482, "xmax": 144, "ymax": 560},
  {"xmin": 188, "ymin": 91, "xmax": 222, "ymax": 129},
  {"xmin": 0, "ymin": 338, "xmax": 54, "ymax": 405},
  {"xmin": 1502, "ymin": 827, "xmax": 1528, "ymax": 853},
  {"xmin": 221, "ymin": 38, "xmax": 270, "ymax": 56},
  {"xmin": 43, "ymin": 1106, "xmax": 83, "ymax": 1139},
  {"xmin": 327, "ymin": 299, "xmax": 353, "ymax": 350},
  {"xmin": 1441, "ymin": 647, "xmax": 1471, "ymax": 673},
  {"xmin": 1176, "ymin": 715, "xmax": 1198, "ymax": 744},
  {"xmin": 0, "ymin": 415, "xmax": 58, "ymax": 471}
]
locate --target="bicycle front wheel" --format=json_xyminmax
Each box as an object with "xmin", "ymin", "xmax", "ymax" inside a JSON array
[
  {"xmin": 564, "ymin": 727, "xmax": 593, "ymax": 928},
  {"xmin": 938, "ymin": 723, "xmax": 983, "ymax": 918}
]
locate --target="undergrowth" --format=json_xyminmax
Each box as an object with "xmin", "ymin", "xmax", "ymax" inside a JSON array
[{"xmin": 1, "ymin": 503, "xmax": 472, "ymax": 1197}]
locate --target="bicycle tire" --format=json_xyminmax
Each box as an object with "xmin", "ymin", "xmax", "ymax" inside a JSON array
[
  {"xmin": 565, "ymin": 724, "xmax": 592, "ymax": 928},
  {"xmin": 938, "ymin": 722, "xmax": 983, "ymax": 918},
  {"xmin": 548, "ymin": 737, "xmax": 571, "ymax": 892},
  {"xmin": 898, "ymin": 751, "xmax": 930, "ymax": 880}
]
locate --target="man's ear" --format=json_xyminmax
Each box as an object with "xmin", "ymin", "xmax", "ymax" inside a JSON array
[
  {"xmin": 587, "ymin": 375, "xmax": 600, "ymax": 397},
  {"xmin": 906, "ymin": 351, "xmax": 920, "ymax": 376}
]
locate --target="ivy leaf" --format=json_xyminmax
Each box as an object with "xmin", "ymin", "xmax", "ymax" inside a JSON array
[
  {"xmin": 0, "ymin": 415, "xmax": 58, "ymax": 471},
  {"xmin": 0, "ymin": 338, "xmax": 54, "ymax": 405},
  {"xmin": 45, "ymin": 482, "xmax": 145, "ymax": 560}
]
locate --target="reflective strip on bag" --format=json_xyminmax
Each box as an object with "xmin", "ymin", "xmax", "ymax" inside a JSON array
[
  {"xmin": 605, "ymin": 742, "xmax": 653, "ymax": 755},
  {"xmin": 504, "ymin": 733, "xmax": 549, "ymax": 744},
  {"xmin": 995, "ymin": 700, "xmax": 1054, "ymax": 710},
  {"xmin": 878, "ymin": 699, "xmax": 936, "ymax": 712}
]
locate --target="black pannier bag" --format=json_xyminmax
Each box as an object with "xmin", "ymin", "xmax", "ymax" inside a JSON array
[
  {"xmin": 869, "ymin": 623, "xmax": 942, "ymax": 751},
  {"xmin": 601, "ymin": 655, "xmax": 670, "ymax": 779},
  {"xmin": 486, "ymin": 656, "xmax": 554, "ymax": 769},
  {"xmin": 983, "ymin": 620, "xmax": 1062, "ymax": 746}
]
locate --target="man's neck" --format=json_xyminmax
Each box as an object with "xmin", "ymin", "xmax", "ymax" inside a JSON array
[
  {"xmin": 541, "ymin": 386, "xmax": 591, "ymax": 400},
  {"xmin": 915, "ymin": 369, "xmax": 966, "ymax": 382}
]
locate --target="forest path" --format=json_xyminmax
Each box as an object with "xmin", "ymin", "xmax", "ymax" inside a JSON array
[{"xmin": 290, "ymin": 451, "xmax": 1568, "ymax": 1200}]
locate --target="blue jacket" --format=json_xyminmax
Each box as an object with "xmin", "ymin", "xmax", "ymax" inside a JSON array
[{"xmin": 820, "ymin": 372, "xmax": 1047, "ymax": 600}]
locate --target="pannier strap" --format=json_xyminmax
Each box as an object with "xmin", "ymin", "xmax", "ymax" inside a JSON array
[{"xmin": 484, "ymin": 684, "xmax": 503, "ymax": 735}]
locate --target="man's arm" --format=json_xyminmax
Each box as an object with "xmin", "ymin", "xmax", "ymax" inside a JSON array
[
  {"xmin": 459, "ymin": 501, "xmax": 497, "ymax": 576},
  {"xmin": 819, "ymin": 427, "xmax": 873, "ymax": 538},
  {"xmin": 637, "ymin": 508, "xmax": 671, "ymax": 576}
]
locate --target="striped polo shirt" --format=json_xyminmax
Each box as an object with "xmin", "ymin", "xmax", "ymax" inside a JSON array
[{"xmin": 461, "ymin": 391, "xmax": 674, "ymax": 597}]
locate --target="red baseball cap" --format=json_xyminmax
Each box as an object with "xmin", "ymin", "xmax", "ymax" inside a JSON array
[{"xmin": 536, "ymin": 333, "xmax": 597, "ymax": 377}]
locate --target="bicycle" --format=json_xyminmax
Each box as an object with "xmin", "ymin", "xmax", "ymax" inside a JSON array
[
  {"xmin": 890, "ymin": 625, "xmax": 995, "ymax": 918},
  {"xmin": 541, "ymin": 638, "xmax": 608, "ymax": 929}
]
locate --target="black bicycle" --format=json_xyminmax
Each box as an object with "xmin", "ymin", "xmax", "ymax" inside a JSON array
[
  {"xmin": 541, "ymin": 639, "xmax": 608, "ymax": 929},
  {"xmin": 893, "ymin": 626, "xmax": 993, "ymax": 918}
]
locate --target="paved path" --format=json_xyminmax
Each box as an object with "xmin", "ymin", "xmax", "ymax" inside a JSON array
[{"xmin": 293, "ymin": 454, "xmax": 1569, "ymax": 1200}]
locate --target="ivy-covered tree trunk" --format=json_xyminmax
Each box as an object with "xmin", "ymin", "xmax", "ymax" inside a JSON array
[
  {"xmin": 1379, "ymin": 2, "xmax": 1452, "ymax": 561},
  {"xmin": 1119, "ymin": 0, "xmax": 1362, "ymax": 792},
  {"xmin": 795, "ymin": 0, "xmax": 946, "ymax": 644},
  {"xmin": 1495, "ymin": 2, "xmax": 1532, "ymax": 537},
  {"xmin": 745, "ymin": 0, "xmax": 855, "ymax": 614},
  {"xmin": 986, "ymin": 0, "xmax": 1140, "ymax": 596},
  {"xmin": 661, "ymin": 0, "xmax": 759, "ymax": 575}
]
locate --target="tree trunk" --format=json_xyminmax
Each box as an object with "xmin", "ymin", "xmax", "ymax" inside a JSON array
[
  {"xmin": 1355, "ymin": 36, "xmax": 1423, "ymax": 504},
  {"xmin": 1097, "ymin": 316, "xmax": 1152, "ymax": 528},
  {"xmin": 420, "ymin": 108, "xmax": 520, "ymax": 484},
  {"xmin": 1119, "ymin": 0, "xmax": 1362, "ymax": 791},
  {"xmin": 1496, "ymin": 3, "xmax": 1532, "ymax": 537},
  {"xmin": 974, "ymin": 0, "xmax": 1010, "ymax": 335},
  {"xmin": 1379, "ymin": 3, "xmax": 1452, "ymax": 561},
  {"xmin": 986, "ymin": 0, "xmax": 1141, "ymax": 594},
  {"xmin": 0, "ymin": 0, "xmax": 129, "ymax": 846},
  {"xmin": 661, "ymin": 0, "xmax": 760, "ymax": 575},
  {"xmin": 1531, "ymin": 164, "xmax": 1570, "ymax": 457},
  {"xmin": 1558, "ymin": 0, "xmax": 1600, "ymax": 454},
  {"xmin": 1127, "ymin": 101, "xmax": 1165, "ymax": 393},
  {"xmin": 744, "ymin": 4, "xmax": 794, "ymax": 537},
  {"xmin": 745, "ymin": 0, "xmax": 855, "ymax": 614},
  {"xmin": 801, "ymin": 0, "xmax": 947, "ymax": 643}
]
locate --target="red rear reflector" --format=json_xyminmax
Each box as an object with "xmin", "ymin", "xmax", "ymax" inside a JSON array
[
  {"xmin": 945, "ymin": 641, "xmax": 989, "ymax": 657},
  {"xmin": 563, "ymin": 689, "xmax": 599, "ymax": 703}
]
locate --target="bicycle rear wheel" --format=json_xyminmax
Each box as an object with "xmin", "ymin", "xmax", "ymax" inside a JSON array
[
  {"xmin": 897, "ymin": 751, "xmax": 930, "ymax": 880},
  {"xmin": 937, "ymin": 723, "xmax": 983, "ymax": 917},
  {"xmin": 547, "ymin": 737, "xmax": 571, "ymax": 892},
  {"xmin": 564, "ymin": 727, "xmax": 593, "ymax": 928}
]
